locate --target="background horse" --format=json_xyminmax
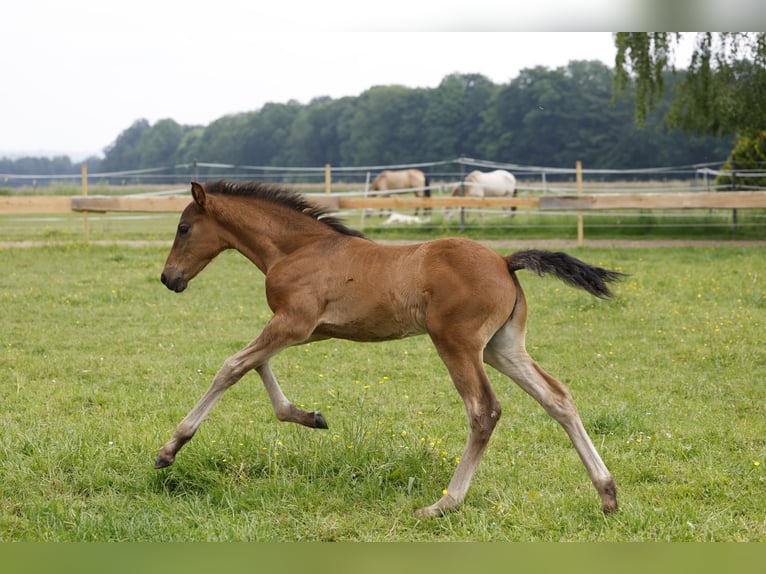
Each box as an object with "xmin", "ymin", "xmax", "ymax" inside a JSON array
[
  {"xmin": 370, "ymin": 168, "xmax": 431, "ymax": 215},
  {"xmin": 450, "ymin": 169, "xmax": 517, "ymax": 218},
  {"xmin": 156, "ymin": 179, "xmax": 621, "ymax": 519}
]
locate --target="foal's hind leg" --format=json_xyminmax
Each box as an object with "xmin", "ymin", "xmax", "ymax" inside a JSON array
[
  {"xmin": 415, "ymin": 338, "xmax": 502, "ymax": 519},
  {"xmin": 483, "ymin": 304, "xmax": 618, "ymax": 514}
]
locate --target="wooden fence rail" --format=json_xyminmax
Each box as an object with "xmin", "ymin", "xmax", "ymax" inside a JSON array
[
  {"xmin": 0, "ymin": 196, "xmax": 72, "ymax": 214},
  {"xmin": 68, "ymin": 195, "xmax": 540, "ymax": 212},
  {"xmin": 70, "ymin": 195, "xmax": 195, "ymax": 213},
  {"xmin": 538, "ymin": 191, "xmax": 766, "ymax": 210}
]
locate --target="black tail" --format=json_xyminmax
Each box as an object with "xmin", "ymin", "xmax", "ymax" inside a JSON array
[{"xmin": 507, "ymin": 249, "xmax": 624, "ymax": 299}]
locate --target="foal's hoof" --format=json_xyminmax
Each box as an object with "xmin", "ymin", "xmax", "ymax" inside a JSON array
[
  {"xmin": 602, "ymin": 499, "xmax": 619, "ymax": 515},
  {"xmin": 413, "ymin": 493, "xmax": 459, "ymax": 519},
  {"xmin": 154, "ymin": 454, "xmax": 175, "ymax": 469},
  {"xmin": 314, "ymin": 412, "xmax": 329, "ymax": 429},
  {"xmin": 413, "ymin": 506, "xmax": 444, "ymax": 520},
  {"xmin": 600, "ymin": 478, "xmax": 618, "ymax": 514}
]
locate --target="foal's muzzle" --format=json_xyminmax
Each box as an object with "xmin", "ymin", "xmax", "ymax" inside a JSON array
[{"xmin": 161, "ymin": 270, "xmax": 188, "ymax": 293}]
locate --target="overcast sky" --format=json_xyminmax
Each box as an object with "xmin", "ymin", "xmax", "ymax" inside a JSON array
[{"xmin": 1, "ymin": 1, "xmax": 756, "ymax": 159}]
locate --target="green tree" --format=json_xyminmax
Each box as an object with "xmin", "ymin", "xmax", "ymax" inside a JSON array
[
  {"xmin": 284, "ymin": 96, "xmax": 353, "ymax": 166},
  {"xmin": 138, "ymin": 119, "xmax": 183, "ymax": 168},
  {"xmin": 94, "ymin": 62, "xmax": 738, "ymax": 174},
  {"xmin": 422, "ymin": 73, "xmax": 497, "ymax": 160},
  {"xmin": 0, "ymin": 155, "xmax": 76, "ymax": 177},
  {"xmin": 341, "ymin": 86, "xmax": 429, "ymax": 165},
  {"xmin": 234, "ymin": 101, "xmax": 302, "ymax": 166},
  {"xmin": 174, "ymin": 127, "xmax": 205, "ymax": 165},
  {"xmin": 479, "ymin": 61, "xmax": 627, "ymax": 166},
  {"xmin": 601, "ymin": 70, "xmax": 732, "ymax": 168},
  {"xmin": 716, "ymin": 131, "xmax": 766, "ymax": 189},
  {"xmin": 614, "ymin": 32, "xmax": 766, "ymax": 136},
  {"xmin": 197, "ymin": 114, "xmax": 249, "ymax": 164},
  {"xmin": 101, "ymin": 119, "xmax": 150, "ymax": 172}
]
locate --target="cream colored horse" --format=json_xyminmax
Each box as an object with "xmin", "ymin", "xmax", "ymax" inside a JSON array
[
  {"xmin": 370, "ymin": 168, "xmax": 431, "ymax": 215},
  {"xmin": 450, "ymin": 169, "xmax": 518, "ymax": 218}
]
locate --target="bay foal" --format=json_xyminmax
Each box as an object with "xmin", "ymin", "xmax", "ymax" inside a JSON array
[{"xmin": 156, "ymin": 180, "xmax": 621, "ymax": 518}]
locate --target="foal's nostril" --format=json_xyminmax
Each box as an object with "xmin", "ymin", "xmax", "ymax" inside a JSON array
[{"xmin": 161, "ymin": 273, "xmax": 167, "ymax": 285}]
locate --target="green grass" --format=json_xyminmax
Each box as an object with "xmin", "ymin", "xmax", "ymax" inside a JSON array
[
  {"xmin": 1, "ymin": 244, "xmax": 765, "ymax": 541},
  {"xmin": 0, "ymin": 213, "xmax": 179, "ymax": 242}
]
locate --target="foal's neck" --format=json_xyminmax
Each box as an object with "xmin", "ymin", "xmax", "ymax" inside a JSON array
[{"xmin": 216, "ymin": 197, "xmax": 337, "ymax": 274}]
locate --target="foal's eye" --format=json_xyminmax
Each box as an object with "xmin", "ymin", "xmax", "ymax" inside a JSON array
[{"xmin": 178, "ymin": 224, "xmax": 190, "ymax": 236}]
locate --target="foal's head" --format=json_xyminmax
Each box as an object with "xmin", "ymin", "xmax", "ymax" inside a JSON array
[{"xmin": 161, "ymin": 181, "xmax": 224, "ymax": 292}]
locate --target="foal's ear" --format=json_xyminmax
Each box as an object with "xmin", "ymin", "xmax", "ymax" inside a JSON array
[{"xmin": 190, "ymin": 181, "xmax": 207, "ymax": 209}]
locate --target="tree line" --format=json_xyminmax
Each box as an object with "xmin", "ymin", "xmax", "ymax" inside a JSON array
[{"xmin": 2, "ymin": 60, "xmax": 734, "ymax": 180}]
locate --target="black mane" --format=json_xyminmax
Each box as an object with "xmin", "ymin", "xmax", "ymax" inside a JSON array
[{"xmin": 203, "ymin": 179, "xmax": 365, "ymax": 238}]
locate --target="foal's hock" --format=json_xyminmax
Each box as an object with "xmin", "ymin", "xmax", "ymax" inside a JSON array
[{"xmin": 156, "ymin": 179, "xmax": 623, "ymax": 518}]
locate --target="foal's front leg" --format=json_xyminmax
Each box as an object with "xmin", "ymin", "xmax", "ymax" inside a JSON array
[
  {"xmin": 154, "ymin": 351, "xmax": 247, "ymax": 468},
  {"xmin": 154, "ymin": 314, "xmax": 325, "ymax": 469},
  {"xmin": 258, "ymin": 363, "xmax": 328, "ymax": 429}
]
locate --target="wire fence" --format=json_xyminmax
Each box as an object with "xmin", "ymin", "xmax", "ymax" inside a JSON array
[{"xmin": 3, "ymin": 156, "xmax": 762, "ymax": 193}]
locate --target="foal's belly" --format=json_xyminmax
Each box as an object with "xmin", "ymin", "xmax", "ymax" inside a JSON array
[
  {"xmin": 315, "ymin": 298, "xmax": 428, "ymax": 343},
  {"xmin": 315, "ymin": 322, "xmax": 426, "ymax": 343}
]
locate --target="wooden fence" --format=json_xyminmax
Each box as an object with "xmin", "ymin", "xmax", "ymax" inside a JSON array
[
  {"xmin": 4, "ymin": 190, "xmax": 763, "ymax": 215},
  {"xmin": 3, "ymin": 191, "xmax": 766, "ymax": 245},
  {"xmin": 538, "ymin": 191, "xmax": 766, "ymax": 210}
]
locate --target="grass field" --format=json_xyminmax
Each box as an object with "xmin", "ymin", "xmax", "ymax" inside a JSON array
[{"xmin": 1, "ymin": 241, "xmax": 765, "ymax": 541}]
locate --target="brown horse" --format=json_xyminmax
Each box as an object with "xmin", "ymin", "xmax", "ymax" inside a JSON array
[{"xmin": 157, "ymin": 179, "xmax": 622, "ymax": 519}]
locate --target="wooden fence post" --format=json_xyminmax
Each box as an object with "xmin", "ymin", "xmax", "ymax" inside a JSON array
[
  {"xmin": 81, "ymin": 163, "xmax": 89, "ymax": 242},
  {"xmin": 576, "ymin": 160, "xmax": 584, "ymax": 246},
  {"xmin": 731, "ymin": 154, "xmax": 738, "ymax": 232},
  {"xmin": 325, "ymin": 164, "xmax": 332, "ymax": 194},
  {"xmin": 459, "ymin": 158, "xmax": 466, "ymax": 232},
  {"xmin": 359, "ymin": 171, "xmax": 372, "ymax": 230}
]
